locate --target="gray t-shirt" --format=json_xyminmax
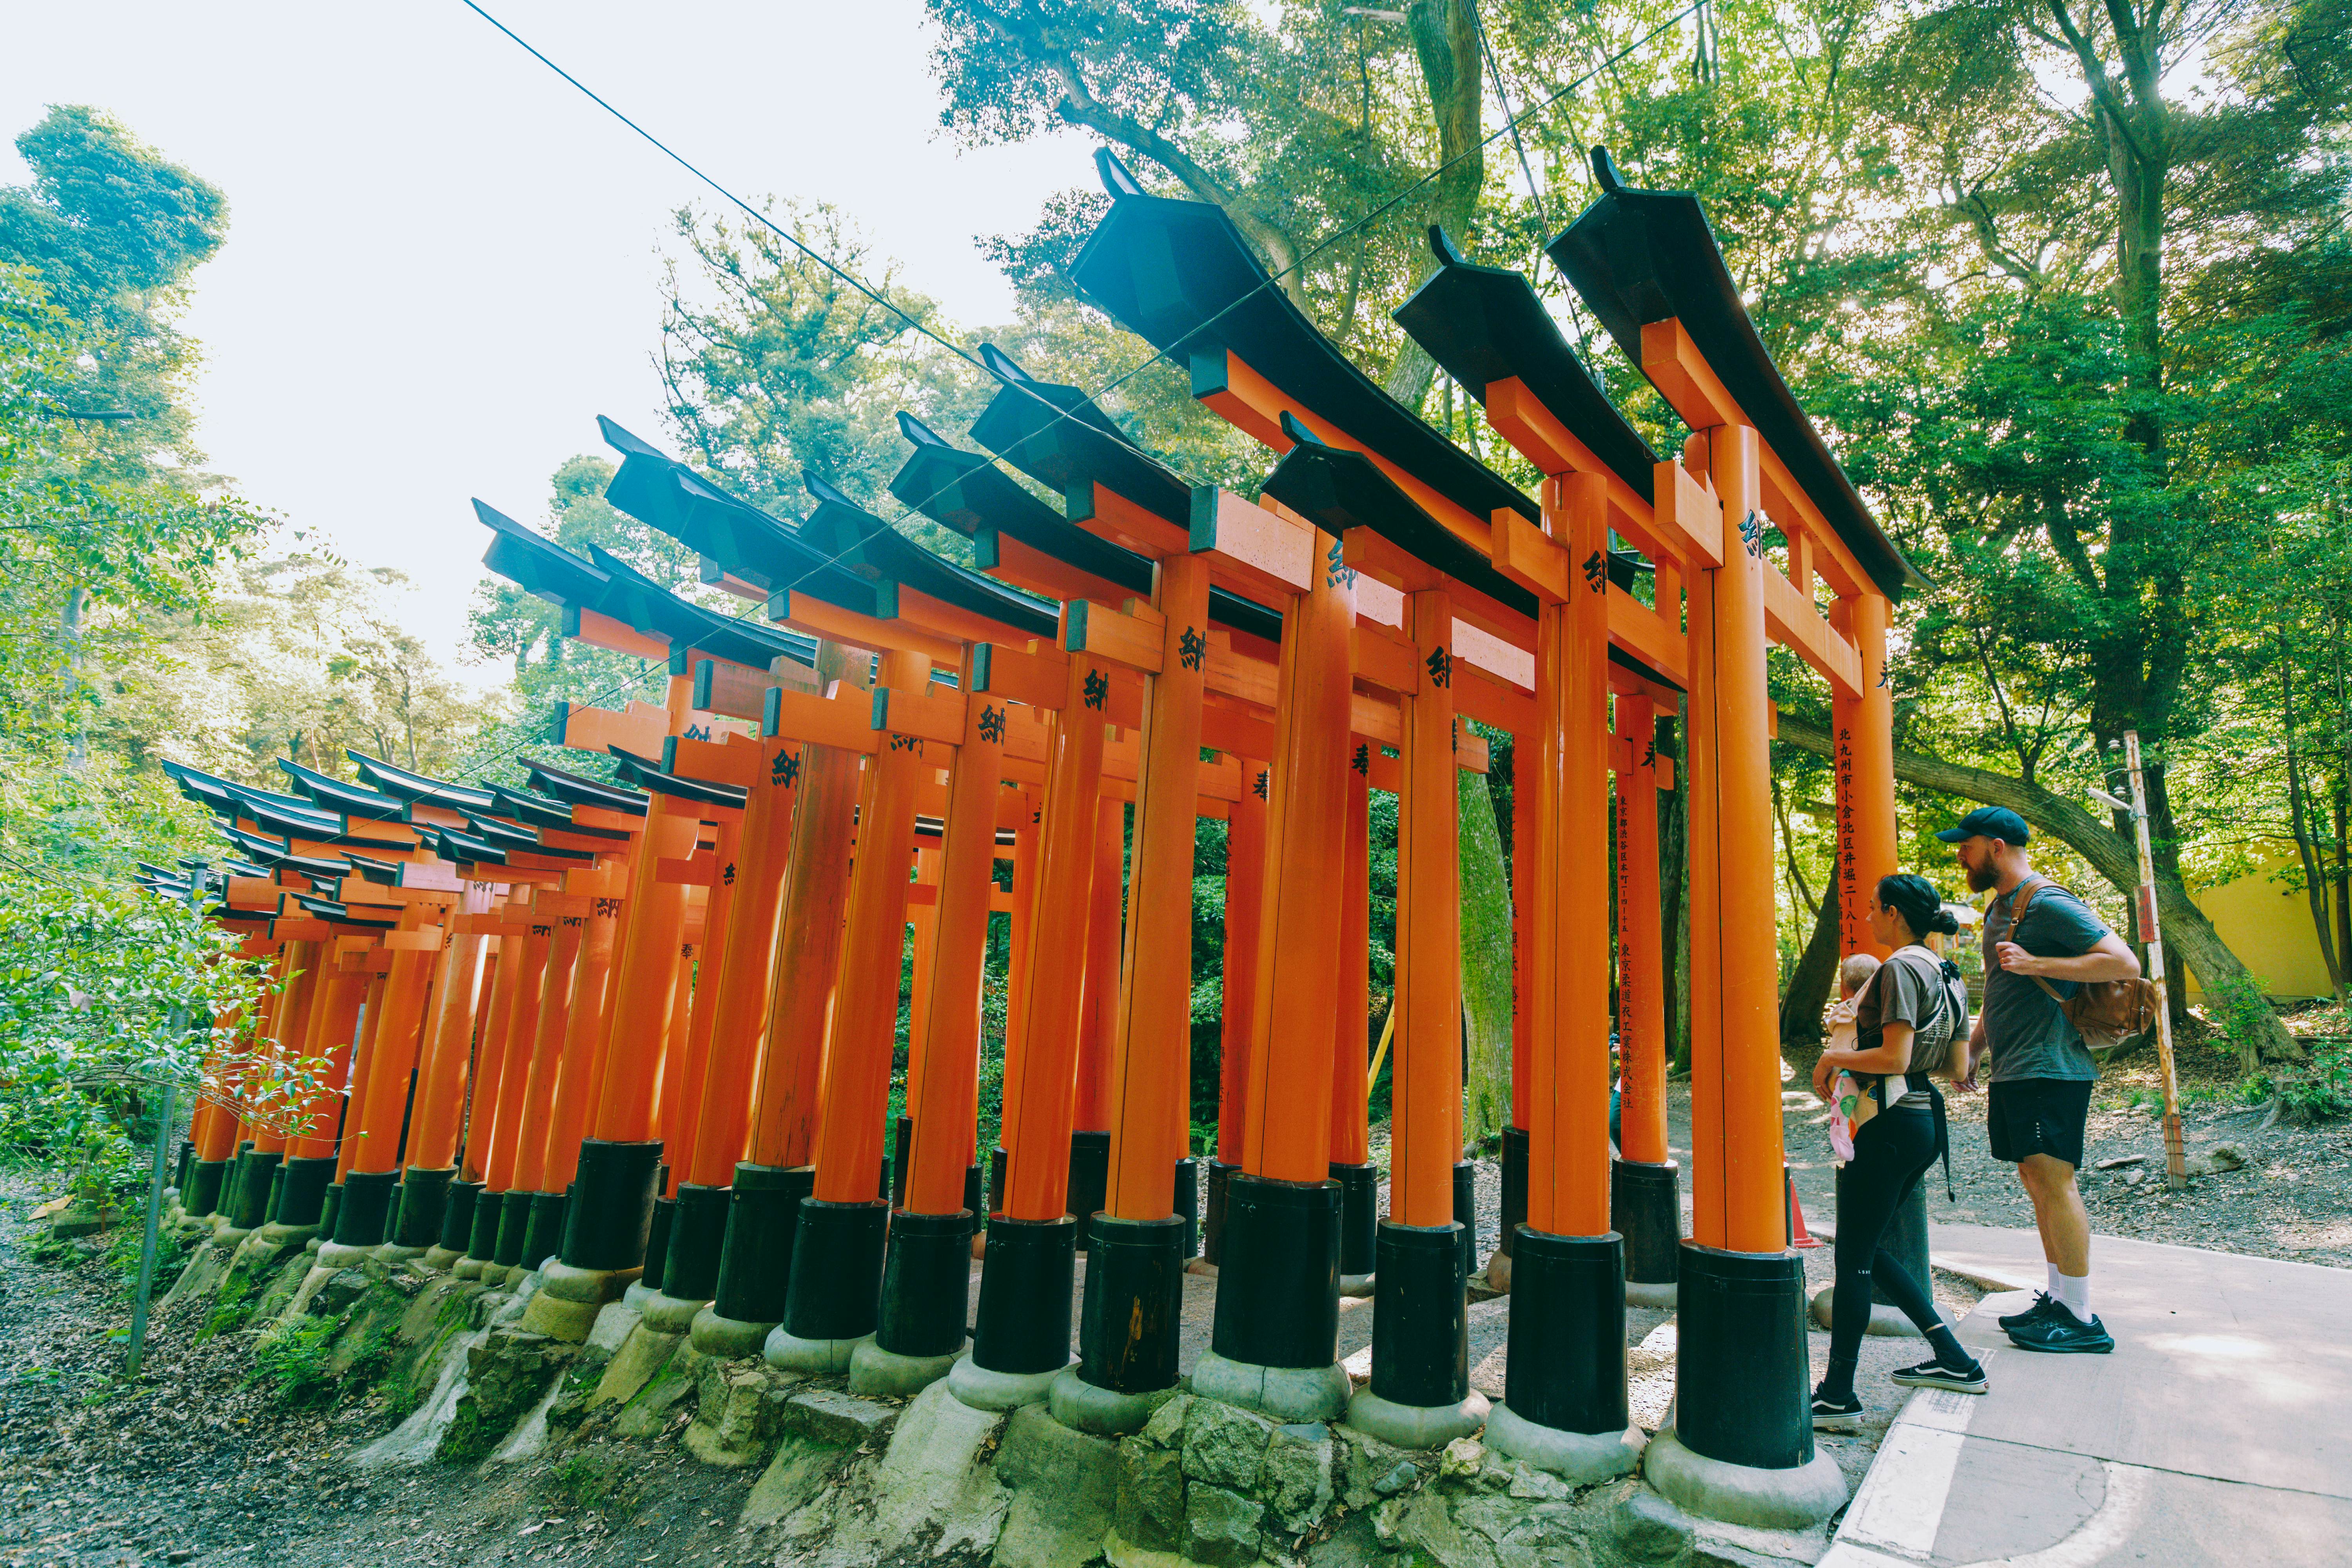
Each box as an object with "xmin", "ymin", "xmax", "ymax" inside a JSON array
[
  {"xmin": 1855, "ymin": 946, "xmax": 1954, "ymax": 1109},
  {"xmin": 1980, "ymin": 877, "xmax": 2110, "ymax": 1083}
]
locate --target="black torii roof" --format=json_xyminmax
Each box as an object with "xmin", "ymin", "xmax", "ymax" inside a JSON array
[
  {"xmin": 523, "ymin": 758, "xmax": 649, "ymax": 817},
  {"xmin": 473, "ymin": 496, "xmax": 818, "ymax": 673},
  {"xmin": 797, "ymin": 470, "xmax": 1062, "ymax": 642},
  {"xmin": 1546, "ymin": 148, "xmax": 1927, "ymax": 599},
  {"xmin": 276, "ymin": 760, "xmax": 411, "ymax": 823},
  {"xmin": 1264, "ymin": 414, "xmax": 1681, "ymax": 692},
  {"xmin": 968, "ymin": 342, "xmax": 1192, "ymax": 525},
  {"xmin": 607, "ymin": 746, "xmax": 748, "ymax": 811},
  {"xmin": 598, "ymin": 418, "xmax": 883, "ymax": 617},
  {"xmin": 1393, "ymin": 227, "xmax": 1659, "ymax": 506},
  {"xmin": 1067, "ymin": 150, "xmax": 1541, "ymax": 533},
  {"xmin": 889, "ymin": 411, "xmax": 1283, "ymax": 646},
  {"xmin": 349, "ymin": 753, "xmax": 498, "ymax": 815}
]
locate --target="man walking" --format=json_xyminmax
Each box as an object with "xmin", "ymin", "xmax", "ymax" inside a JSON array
[{"xmin": 1940, "ymin": 806, "xmax": 2141, "ymax": 1354}]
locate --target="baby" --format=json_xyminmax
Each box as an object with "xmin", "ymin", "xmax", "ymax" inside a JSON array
[{"xmin": 1823, "ymin": 952, "xmax": 1881, "ymax": 1052}]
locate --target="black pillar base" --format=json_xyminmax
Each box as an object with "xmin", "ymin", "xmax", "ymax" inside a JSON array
[
  {"xmin": 263, "ymin": 1164, "xmax": 287, "ymax": 1228},
  {"xmin": 1503, "ymin": 1228, "xmax": 1628, "ymax": 1432},
  {"xmin": 1369, "ymin": 1220, "xmax": 1468, "ymax": 1407},
  {"xmin": 318, "ymin": 1181, "xmax": 343, "ymax": 1242},
  {"xmin": 1330, "ymin": 1162, "xmax": 1379, "ymax": 1278},
  {"xmin": 494, "ymin": 1188, "xmax": 533, "ymax": 1268},
  {"xmin": 712, "ymin": 1163, "xmax": 814, "ymax": 1324},
  {"xmin": 973, "ymin": 1214, "xmax": 1077, "ymax": 1374},
  {"xmin": 559, "ymin": 1138, "xmax": 664, "ymax": 1272},
  {"xmin": 1498, "ymin": 1127, "xmax": 1529, "ymax": 1258},
  {"xmin": 1173, "ymin": 1157, "xmax": 1201, "ymax": 1259},
  {"xmin": 1452, "ymin": 1161, "xmax": 1478, "ymax": 1279},
  {"xmin": 1078, "ymin": 1213, "xmax": 1185, "ymax": 1394},
  {"xmin": 987, "ymin": 1146, "xmax": 1007, "ymax": 1218},
  {"xmin": 173, "ymin": 1141, "xmax": 194, "ymax": 1197},
  {"xmin": 185, "ymin": 1159, "xmax": 228, "ymax": 1219},
  {"xmin": 274, "ymin": 1156, "xmax": 339, "ymax": 1229},
  {"xmin": 964, "ymin": 1163, "xmax": 984, "ymax": 1238},
  {"xmin": 392, "ymin": 1166, "xmax": 454, "ymax": 1248},
  {"xmin": 437, "ymin": 1179, "xmax": 483, "ymax": 1253},
  {"xmin": 465, "ymin": 1186, "xmax": 505, "ymax": 1263},
  {"xmin": 219, "ymin": 1141, "xmax": 255, "ymax": 1221},
  {"xmin": 1612, "ymin": 1159, "xmax": 1682, "ymax": 1284},
  {"xmin": 642, "ymin": 1196, "xmax": 677, "ymax": 1290},
  {"xmin": 334, "ymin": 1168, "xmax": 400, "ymax": 1248},
  {"xmin": 228, "ymin": 1150, "xmax": 283, "ymax": 1230},
  {"xmin": 1066, "ymin": 1130, "xmax": 1111, "ymax": 1253},
  {"xmin": 1209, "ymin": 1174, "xmax": 1339, "ymax": 1369},
  {"xmin": 780, "ymin": 1198, "xmax": 890, "ymax": 1343},
  {"xmin": 1202, "ymin": 1160, "xmax": 1239, "ymax": 1265},
  {"xmin": 1674, "ymin": 1241, "xmax": 1811, "ymax": 1471},
  {"xmin": 875, "ymin": 1208, "xmax": 974, "ymax": 1359},
  {"xmin": 661, "ymin": 1182, "xmax": 731, "ymax": 1300},
  {"xmin": 523, "ymin": 1191, "xmax": 569, "ymax": 1272}
]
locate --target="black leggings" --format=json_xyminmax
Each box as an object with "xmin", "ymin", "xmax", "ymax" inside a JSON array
[{"xmin": 1824, "ymin": 1107, "xmax": 1968, "ymax": 1397}]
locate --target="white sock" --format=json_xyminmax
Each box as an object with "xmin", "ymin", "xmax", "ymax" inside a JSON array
[
  {"xmin": 2052, "ymin": 1270, "xmax": 2091, "ymax": 1321},
  {"xmin": 2047, "ymin": 1263, "xmax": 2065, "ymax": 1301}
]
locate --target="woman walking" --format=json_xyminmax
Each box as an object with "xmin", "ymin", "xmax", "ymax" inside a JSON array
[{"xmin": 1808, "ymin": 873, "xmax": 1989, "ymax": 1429}]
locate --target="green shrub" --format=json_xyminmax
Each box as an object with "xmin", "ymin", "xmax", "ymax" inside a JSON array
[
  {"xmin": 246, "ymin": 1315, "xmax": 340, "ymax": 1406},
  {"xmin": 2242, "ymin": 1041, "xmax": 2352, "ymax": 1123}
]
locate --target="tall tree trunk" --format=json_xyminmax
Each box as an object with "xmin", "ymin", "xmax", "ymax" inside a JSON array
[
  {"xmin": 1386, "ymin": 0, "xmax": 1485, "ymax": 412},
  {"xmin": 59, "ymin": 585, "xmax": 87, "ymax": 771},
  {"xmin": 1459, "ymin": 767, "xmax": 1514, "ymax": 1146},
  {"xmin": 1775, "ymin": 717, "xmax": 2305, "ymax": 1064},
  {"xmin": 2282, "ymin": 632, "xmax": 2346, "ymax": 998},
  {"xmin": 1779, "ymin": 876, "xmax": 1842, "ymax": 1044}
]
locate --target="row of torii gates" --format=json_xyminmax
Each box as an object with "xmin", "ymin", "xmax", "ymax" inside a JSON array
[{"xmin": 147, "ymin": 152, "xmax": 1913, "ymax": 1517}]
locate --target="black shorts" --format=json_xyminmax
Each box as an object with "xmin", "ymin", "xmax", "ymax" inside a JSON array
[{"xmin": 1986, "ymin": 1077, "xmax": 2094, "ymax": 1167}]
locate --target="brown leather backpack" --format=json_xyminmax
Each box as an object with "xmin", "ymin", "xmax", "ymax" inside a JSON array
[{"xmin": 2009, "ymin": 880, "xmax": 2160, "ymax": 1051}]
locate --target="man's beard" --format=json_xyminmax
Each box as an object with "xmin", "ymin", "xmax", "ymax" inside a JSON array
[{"xmin": 1965, "ymin": 860, "xmax": 1999, "ymax": 893}]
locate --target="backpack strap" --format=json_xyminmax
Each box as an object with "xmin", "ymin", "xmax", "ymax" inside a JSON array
[{"xmin": 2003, "ymin": 878, "xmax": 2071, "ymax": 1004}]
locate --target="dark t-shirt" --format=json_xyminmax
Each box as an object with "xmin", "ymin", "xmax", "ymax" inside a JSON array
[
  {"xmin": 1855, "ymin": 946, "xmax": 1953, "ymax": 1108},
  {"xmin": 1980, "ymin": 877, "xmax": 2110, "ymax": 1083}
]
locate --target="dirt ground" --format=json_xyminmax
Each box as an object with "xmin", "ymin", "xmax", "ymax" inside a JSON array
[{"xmin": 0, "ymin": 1179, "xmax": 764, "ymax": 1568}]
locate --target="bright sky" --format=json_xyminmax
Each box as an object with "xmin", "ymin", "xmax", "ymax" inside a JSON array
[{"xmin": 1, "ymin": 1, "xmax": 1088, "ymax": 690}]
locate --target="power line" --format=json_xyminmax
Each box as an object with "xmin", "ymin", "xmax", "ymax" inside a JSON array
[{"xmin": 444, "ymin": 0, "xmax": 1705, "ymax": 789}]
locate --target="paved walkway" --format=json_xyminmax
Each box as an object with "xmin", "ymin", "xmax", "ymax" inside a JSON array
[{"xmin": 1822, "ymin": 1223, "xmax": 2352, "ymax": 1568}]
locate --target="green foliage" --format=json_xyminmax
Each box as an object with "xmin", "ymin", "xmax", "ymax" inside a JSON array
[
  {"xmin": 546, "ymin": 1448, "xmax": 643, "ymax": 1518},
  {"xmin": 246, "ymin": 1315, "xmax": 343, "ymax": 1407},
  {"xmin": 2244, "ymin": 1041, "xmax": 2352, "ymax": 1123},
  {"xmin": 102, "ymin": 1216, "xmax": 189, "ymax": 1295}
]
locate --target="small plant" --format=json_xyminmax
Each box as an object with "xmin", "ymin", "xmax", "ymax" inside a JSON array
[
  {"xmin": 104, "ymin": 1220, "xmax": 189, "ymax": 1294},
  {"xmin": 198, "ymin": 1269, "xmax": 257, "ymax": 1339},
  {"xmin": 2243, "ymin": 1042, "xmax": 2352, "ymax": 1123},
  {"xmin": 246, "ymin": 1315, "xmax": 341, "ymax": 1406}
]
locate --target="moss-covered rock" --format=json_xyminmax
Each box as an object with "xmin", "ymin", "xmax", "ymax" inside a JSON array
[{"xmin": 439, "ymin": 1328, "xmax": 574, "ymax": 1464}]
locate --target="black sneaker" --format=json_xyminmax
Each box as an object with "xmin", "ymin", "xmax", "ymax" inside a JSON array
[
  {"xmin": 1810, "ymin": 1390, "xmax": 1863, "ymax": 1432},
  {"xmin": 1997, "ymin": 1292, "xmax": 2062, "ymax": 1331},
  {"xmin": 1891, "ymin": 1357, "xmax": 1988, "ymax": 1394},
  {"xmin": 2007, "ymin": 1304, "xmax": 2114, "ymax": 1354}
]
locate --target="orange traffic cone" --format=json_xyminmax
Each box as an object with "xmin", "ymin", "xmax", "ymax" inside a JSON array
[{"xmin": 1787, "ymin": 1169, "xmax": 1824, "ymax": 1249}]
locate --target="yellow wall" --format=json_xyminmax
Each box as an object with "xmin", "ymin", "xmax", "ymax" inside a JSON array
[{"xmin": 2185, "ymin": 851, "xmax": 2341, "ymax": 1001}]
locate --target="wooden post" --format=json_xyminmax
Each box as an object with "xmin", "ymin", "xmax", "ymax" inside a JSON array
[{"xmin": 1833, "ymin": 591, "xmax": 1897, "ymax": 962}]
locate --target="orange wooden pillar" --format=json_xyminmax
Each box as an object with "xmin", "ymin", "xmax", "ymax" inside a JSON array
[
  {"xmin": 330, "ymin": 930, "xmax": 440, "ymax": 1251},
  {"xmin": 1610, "ymin": 688, "xmax": 1681, "ymax": 1302},
  {"xmin": 718, "ymin": 700, "xmax": 863, "ymax": 1338},
  {"xmin": 1076, "ymin": 552, "xmax": 1210, "ymax": 1405},
  {"xmin": 967, "ymin": 650, "xmax": 1111, "ymax": 1388},
  {"xmin": 1498, "ymin": 733, "xmax": 1538, "ymax": 1277},
  {"xmin": 332, "ymin": 960, "xmax": 392, "ymax": 1188},
  {"xmin": 775, "ymin": 649, "xmax": 931, "ymax": 1359},
  {"xmin": 392, "ymin": 925, "xmax": 494, "ymax": 1252},
  {"xmin": 1210, "ymin": 524, "xmax": 1356, "ymax": 1399},
  {"xmin": 1206, "ymin": 757, "xmax": 1266, "ymax": 1263},
  {"xmin": 648, "ymin": 791, "xmax": 742, "ymax": 1301},
  {"xmin": 1695, "ymin": 424, "xmax": 1782, "ymax": 1257},
  {"xmin": 1328, "ymin": 743, "xmax": 1376, "ymax": 1286},
  {"xmin": 1064, "ymin": 797, "xmax": 1123, "ymax": 1247},
  {"xmin": 539, "ymin": 912, "xmax": 615, "ymax": 1192},
  {"xmin": 1831, "ymin": 590, "xmax": 1897, "ymax": 960},
  {"xmin": 1490, "ymin": 470, "xmax": 1637, "ymax": 1456},
  {"xmin": 274, "ymin": 956, "xmax": 367, "ymax": 1232},
  {"xmin": 668, "ymin": 726, "xmax": 802, "ymax": 1311},
  {"xmin": 877, "ymin": 654, "xmax": 1013, "ymax": 1375},
  {"xmin": 1357, "ymin": 582, "xmax": 1477, "ymax": 1427},
  {"xmin": 493, "ymin": 918, "xmax": 580, "ymax": 1276}
]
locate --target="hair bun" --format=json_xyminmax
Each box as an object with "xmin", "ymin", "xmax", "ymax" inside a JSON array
[{"xmin": 1931, "ymin": 908, "xmax": 1962, "ymax": 936}]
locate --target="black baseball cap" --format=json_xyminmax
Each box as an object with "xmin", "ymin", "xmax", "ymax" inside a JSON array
[{"xmin": 1936, "ymin": 806, "xmax": 2030, "ymax": 846}]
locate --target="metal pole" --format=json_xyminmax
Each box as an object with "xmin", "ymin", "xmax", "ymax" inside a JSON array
[
  {"xmin": 124, "ymin": 1078, "xmax": 176, "ymax": 1378},
  {"xmin": 2121, "ymin": 732, "xmax": 2187, "ymax": 1190}
]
